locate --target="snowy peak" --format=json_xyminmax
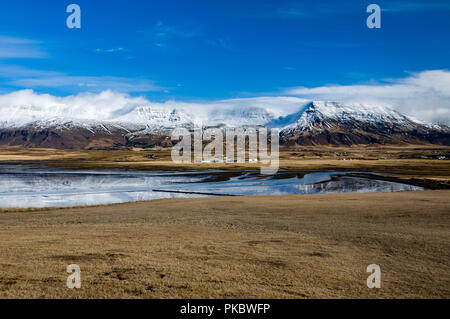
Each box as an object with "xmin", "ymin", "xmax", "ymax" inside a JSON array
[
  {"xmin": 280, "ymin": 101, "xmax": 450, "ymax": 146},
  {"xmin": 116, "ymin": 105, "xmax": 195, "ymax": 129},
  {"xmin": 1, "ymin": 97, "xmax": 449, "ymax": 149},
  {"xmin": 208, "ymin": 106, "xmax": 274, "ymax": 127},
  {"xmin": 295, "ymin": 101, "xmax": 412, "ymax": 130},
  {"xmin": 0, "ymin": 99, "xmax": 444, "ymax": 132}
]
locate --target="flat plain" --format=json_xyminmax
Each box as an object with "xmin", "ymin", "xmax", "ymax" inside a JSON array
[
  {"xmin": 0, "ymin": 146, "xmax": 449, "ymax": 298},
  {"xmin": 1, "ymin": 191, "xmax": 449, "ymax": 298}
]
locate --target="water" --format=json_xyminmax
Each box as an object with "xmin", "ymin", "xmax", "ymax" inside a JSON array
[{"xmin": 0, "ymin": 165, "xmax": 423, "ymax": 208}]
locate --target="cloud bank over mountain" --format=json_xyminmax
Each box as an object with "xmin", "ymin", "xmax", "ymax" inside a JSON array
[
  {"xmin": 0, "ymin": 89, "xmax": 309, "ymax": 127},
  {"xmin": 0, "ymin": 70, "xmax": 448, "ymax": 125},
  {"xmin": 284, "ymin": 70, "xmax": 450, "ymax": 124}
]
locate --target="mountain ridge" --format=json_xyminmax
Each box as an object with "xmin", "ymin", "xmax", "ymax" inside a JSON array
[{"xmin": 0, "ymin": 100, "xmax": 449, "ymax": 149}]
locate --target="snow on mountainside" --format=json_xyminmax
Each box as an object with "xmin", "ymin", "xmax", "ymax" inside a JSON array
[
  {"xmin": 0, "ymin": 96, "xmax": 449, "ymax": 148},
  {"xmin": 208, "ymin": 107, "xmax": 274, "ymax": 127},
  {"xmin": 0, "ymin": 99, "xmax": 427, "ymax": 130},
  {"xmin": 291, "ymin": 101, "xmax": 416, "ymax": 130},
  {"xmin": 0, "ymin": 101, "xmax": 277, "ymax": 130},
  {"xmin": 0, "ymin": 92, "xmax": 309, "ymax": 131},
  {"xmin": 280, "ymin": 101, "xmax": 450, "ymax": 146},
  {"xmin": 0, "ymin": 103, "xmax": 192, "ymax": 131},
  {"xmin": 114, "ymin": 106, "xmax": 196, "ymax": 131}
]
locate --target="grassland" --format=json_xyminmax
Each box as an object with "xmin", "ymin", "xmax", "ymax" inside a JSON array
[
  {"xmin": 0, "ymin": 191, "xmax": 449, "ymax": 298},
  {"xmin": 0, "ymin": 146, "xmax": 449, "ymax": 298}
]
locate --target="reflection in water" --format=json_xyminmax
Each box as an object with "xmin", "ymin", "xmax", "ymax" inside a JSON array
[{"xmin": 0, "ymin": 165, "xmax": 423, "ymax": 208}]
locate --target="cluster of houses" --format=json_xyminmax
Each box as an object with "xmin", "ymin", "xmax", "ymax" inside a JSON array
[{"xmin": 195, "ymin": 155, "xmax": 259, "ymax": 163}]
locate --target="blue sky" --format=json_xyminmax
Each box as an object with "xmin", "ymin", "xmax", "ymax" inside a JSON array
[{"xmin": 0, "ymin": 0, "xmax": 449, "ymax": 101}]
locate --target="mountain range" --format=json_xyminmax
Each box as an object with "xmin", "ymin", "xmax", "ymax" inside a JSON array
[{"xmin": 0, "ymin": 100, "xmax": 448, "ymax": 149}]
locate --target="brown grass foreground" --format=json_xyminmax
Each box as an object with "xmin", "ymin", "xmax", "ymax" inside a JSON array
[{"xmin": 0, "ymin": 191, "xmax": 449, "ymax": 298}]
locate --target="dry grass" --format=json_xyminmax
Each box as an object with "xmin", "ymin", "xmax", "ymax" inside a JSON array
[
  {"xmin": 0, "ymin": 191, "xmax": 449, "ymax": 298},
  {"xmin": 1, "ymin": 146, "xmax": 449, "ymax": 298}
]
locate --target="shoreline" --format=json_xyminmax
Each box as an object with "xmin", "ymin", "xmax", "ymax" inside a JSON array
[
  {"xmin": 0, "ymin": 161, "xmax": 448, "ymax": 193},
  {"xmin": 0, "ymin": 166, "xmax": 433, "ymax": 210},
  {"xmin": 0, "ymin": 189, "xmax": 426, "ymax": 212},
  {"xmin": 1, "ymin": 146, "xmax": 449, "ymax": 209}
]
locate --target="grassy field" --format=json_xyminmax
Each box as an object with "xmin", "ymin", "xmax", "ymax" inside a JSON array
[
  {"xmin": 0, "ymin": 191, "xmax": 449, "ymax": 298},
  {"xmin": 0, "ymin": 146, "xmax": 449, "ymax": 298}
]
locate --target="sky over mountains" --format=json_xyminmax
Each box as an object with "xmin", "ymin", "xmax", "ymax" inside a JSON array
[
  {"xmin": 0, "ymin": 1, "xmax": 449, "ymax": 124},
  {"xmin": 0, "ymin": 70, "xmax": 449, "ymax": 124}
]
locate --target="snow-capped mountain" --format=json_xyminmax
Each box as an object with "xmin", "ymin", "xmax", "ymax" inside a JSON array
[
  {"xmin": 280, "ymin": 101, "xmax": 450, "ymax": 146},
  {"xmin": 293, "ymin": 101, "xmax": 411, "ymax": 129},
  {"xmin": 0, "ymin": 99, "xmax": 448, "ymax": 148}
]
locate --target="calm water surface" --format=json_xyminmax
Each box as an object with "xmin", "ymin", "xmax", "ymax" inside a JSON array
[{"xmin": 0, "ymin": 165, "xmax": 423, "ymax": 208}]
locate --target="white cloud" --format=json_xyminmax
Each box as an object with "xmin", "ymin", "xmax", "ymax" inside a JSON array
[
  {"xmin": 0, "ymin": 90, "xmax": 149, "ymax": 125},
  {"xmin": 0, "ymin": 36, "xmax": 47, "ymax": 59},
  {"xmin": 95, "ymin": 48, "xmax": 124, "ymax": 53},
  {"xmin": 154, "ymin": 21, "xmax": 200, "ymax": 39},
  {"xmin": 0, "ymin": 90, "xmax": 309, "ymax": 127},
  {"xmin": 151, "ymin": 21, "xmax": 201, "ymax": 49},
  {"xmin": 284, "ymin": 70, "xmax": 450, "ymax": 124},
  {"xmin": 0, "ymin": 65, "xmax": 164, "ymax": 93},
  {"xmin": 12, "ymin": 75, "xmax": 160, "ymax": 93},
  {"xmin": 0, "ymin": 70, "xmax": 448, "ymax": 126}
]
